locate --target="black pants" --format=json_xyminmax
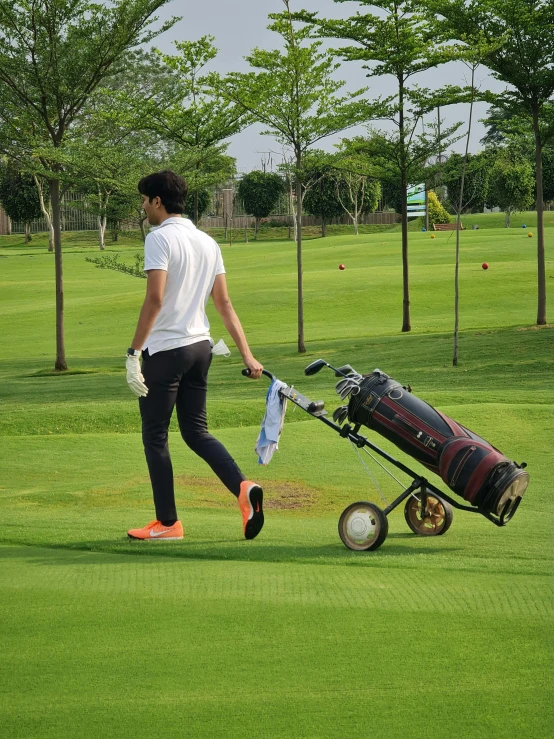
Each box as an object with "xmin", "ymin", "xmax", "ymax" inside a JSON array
[{"xmin": 139, "ymin": 340, "xmax": 245, "ymax": 523}]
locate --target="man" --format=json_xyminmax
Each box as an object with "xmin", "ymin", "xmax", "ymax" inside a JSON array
[{"xmin": 125, "ymin": 170, "xmax": 264, "ymax": 542}]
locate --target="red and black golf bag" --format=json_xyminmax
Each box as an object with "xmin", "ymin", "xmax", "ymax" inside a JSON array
[{"xmin": 344, "ymin": 371, "xmax": 529, "ymax": 521}]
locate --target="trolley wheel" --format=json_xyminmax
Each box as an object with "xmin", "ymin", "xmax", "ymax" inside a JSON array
[
  {"xmin": 404, "ymin": 493, "xmax": 453, "ymax": 536},
  {"xmin": 338, "ymin": 502, "xmax": 389, "ymax": 552}
]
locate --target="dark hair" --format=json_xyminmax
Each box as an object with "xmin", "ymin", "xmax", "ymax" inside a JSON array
[{"xmin": 138, "ymin": 170, "xmax": 188, "ymax": 214}]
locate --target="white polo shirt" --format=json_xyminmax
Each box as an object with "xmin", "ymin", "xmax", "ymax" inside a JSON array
[{"xmin": 143, "ymin": 217, "xmax": 226, "ymax": 355}]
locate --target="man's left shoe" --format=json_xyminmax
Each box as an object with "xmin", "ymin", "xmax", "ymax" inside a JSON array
[
  {"xmin": 237, "ymin": 481, "xmax": 264, "ymax": 540},
  {"xmin": 127, "ymin": 520, "xmax": 184, "ymax": 540}
]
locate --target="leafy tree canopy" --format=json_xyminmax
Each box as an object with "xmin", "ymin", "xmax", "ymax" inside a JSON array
[
  {"xmin": 0, "ymin": 163, "xmax": 42, "ymax": 223},
  {"xmin": 238, "ymin": 171, "xmax": 284, "ymax": 220}
]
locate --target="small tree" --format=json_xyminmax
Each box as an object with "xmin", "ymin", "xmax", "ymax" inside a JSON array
[
  {"xmin": 238, "ymin": 171, "xmax": 284, "ymax": 239},
  {"xmin": 0, "ymin": 164, "xmax": 42, "ymax": 243},
  {"xmin": 212, "ymin": 1, "xmax": 371, "ymax": 352},
  {"xmin": 297, "ymin": 1, "xmax": 464, "ymax": 332},
  {"xmin": 0, "ymin": 0, "xmax": 176, "ymax": 370},
  {"xmin": 487, "ymin": 155, "xmax": 535, "ymax": 227},
  {"xmin": 184, "ymin": 188, "xmax": 211, "ymax": 222},
  {"xmin": 333, "ymin": 164, "xmax": 381, "ymax": 235},
  {"xmin": 106, "ymin": 191, "xmax": 136, "ymax": 242},
  {"xmin": 132, "ymin": 38, "xmax": 247, "ymax": 226},
  {"xmin": 428, "ymin": 0, "xmax": 554, "ymax": 325},
  {"xmin": 303, "ymin": 171, "xmax": 344, "ymax": 236}
]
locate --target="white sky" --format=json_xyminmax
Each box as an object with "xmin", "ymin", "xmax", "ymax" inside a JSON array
[{"xmin": 149, "ymin": 0, "xmax": 507, "ymax": 172}]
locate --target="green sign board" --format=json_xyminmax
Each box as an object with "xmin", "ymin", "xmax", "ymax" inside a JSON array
[{"xmin": 407, "ymin": 183, "xmax": 426, "ymax": 217}]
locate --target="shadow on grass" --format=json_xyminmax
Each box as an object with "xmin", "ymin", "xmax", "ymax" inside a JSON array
[{"xmin": 0, "ymin": 535, "xmax": 463, "ymax": 568}]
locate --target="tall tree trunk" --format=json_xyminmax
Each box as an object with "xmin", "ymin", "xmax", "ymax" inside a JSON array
[
  {"xmin": 532, "ymin": 104, "xmax": 546, "ymax": 325},
  {"xmin": 400, "ymin": 168, "xmax": 410, "ymax": 332},
  {"xmin": 24, "ymin": 222, "xmax": 31, "ymax": 243},
  {"xmin": 254, "ymin": 217, "xmax": 259, "ymax": 240},
  {"xmin": 50, "ymin": 178, "xmax": 67, "ymax": 371},
  {"xmin": 399, "ymin": 76, "xmax": 411, "ymax": 333},
  {"xmin": 296, "ymin": 149, "xmax": 305, "ymax": 353},
  {"xmin": 98, "ymin": 214, "xmax": 106, "ymax": 250},
  {"xmin": 321, "ymin": 217, "xmax": 326, "ymax": 237},
  {"xmin": 453, "ymin": 64, "xmax": 475, "ymax": 367}
]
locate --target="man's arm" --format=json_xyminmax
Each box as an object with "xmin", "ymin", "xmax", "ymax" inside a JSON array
[
  {"xmin": 129, "ymin": 270, "xmax": 167, "ymax": 351},
  {"xmin": 211, "ymin": 273, "xmax": 263, "ymax": 379}
]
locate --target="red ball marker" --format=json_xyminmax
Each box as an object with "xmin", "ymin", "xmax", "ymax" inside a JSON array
[
  {"xmin": 339, "ymin": 264, "xmax": 345, "ymax": 270},
  {"xmin": 482, "ymin": 262, "xmax": 489, "ymax": 270}
]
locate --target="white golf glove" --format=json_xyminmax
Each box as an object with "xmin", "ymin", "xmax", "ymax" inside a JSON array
[
  {"xmin": 126, "ymin": 353, "xmax": 148, "ymax": 397},
  {"xmin": 211, "ymin": 339, "xmax": 231, "ymax": 357}
]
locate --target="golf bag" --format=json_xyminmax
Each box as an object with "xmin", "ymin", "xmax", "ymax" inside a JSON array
[{"xmin": 340, "ymin": 370, "xmax": 529, "ymax": 519}]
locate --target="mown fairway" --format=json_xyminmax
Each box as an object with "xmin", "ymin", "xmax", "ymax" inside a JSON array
[{"xmin": 1, "ymin": 224, "xmax": 553, "ymax": 738}]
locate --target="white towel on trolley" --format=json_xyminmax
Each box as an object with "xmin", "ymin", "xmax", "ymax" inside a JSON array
[{"xmin": 255, "ymin": 379, "xmax": 288, "ymax": 465}]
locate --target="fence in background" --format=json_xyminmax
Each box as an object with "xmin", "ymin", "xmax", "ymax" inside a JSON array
[{"xmin": 201, "ymin": 211, "xmax": 400, "ymax": 229}]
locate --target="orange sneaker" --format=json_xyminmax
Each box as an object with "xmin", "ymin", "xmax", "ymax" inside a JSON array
[
  {"xmin": 237, "ymin": 481, "xmax": 264, "ymax": 540},
  {"xmin": 127, "ymin": 520, "xmax": 183, "ymax": 541}
]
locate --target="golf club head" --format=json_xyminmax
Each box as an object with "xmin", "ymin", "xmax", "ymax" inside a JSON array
[
  {"xmin": 304, "ymin": 359, "xmax": 327, "ymax": 376},
  {"xmin": 335, "ymin": 364, "xmax": 355, "ymax": 377}
]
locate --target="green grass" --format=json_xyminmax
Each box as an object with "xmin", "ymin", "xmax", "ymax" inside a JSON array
[{"xmin": 1, "ymin": 216, "xmax": 553, "ymax": 738}]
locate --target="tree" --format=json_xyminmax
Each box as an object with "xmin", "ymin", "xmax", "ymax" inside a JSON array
[
  {"xmin": 0, "ymin": 163, "xmax": 42, "ymax": 242},
  {"xmin": 184, "ymin": 188, "xmax": 211, "ymax": 222},
  {"xmin": 481, "ymin": 106, "xmax": 554, "ymax": 204},
  {"xmin": 450, "ymin": 61, "xmax": 478, "ymax": 367},
  {"xmin": 212, "ymin": 1, "xmax": 371, "ymax": 352},
  {"xmin": 487, "ymin": 154, "xmax": 535, "ymax": 228},
  {"xmin": 238, "ymin": 171, "xmax": 284, "ymax": 239},
  {"xmin": 443, "ymin": 152, "xmax": 490, "ymax": 214},
  {"xmin": 303, "ymin": 171, "xmax": 344, "ymax": 236},
  {"xmin": 66, "ymin": 90, "xmax": 159, "ymax": 251},
  {"xmin": 132, "ymin": 38, "xmax": 246, "ymax": 226},
  {"xmin": 296, "ymin": 1, "xmax": 464, "ymax": 332},
  {"xmin": 105, "ymin": 191, "xmax": 137, "ymax": 243},
  {"xmin": 427, "ymin": 0, "xmax": 554, "ymax": 325},
  {"xmin": 333, "ymin": 163, "xmax": 381, "ymax": 234},
  {"xmin": 381, "ymin": 179, "xmax": 403, "ymax": 212},
  {"xmin": 0, "ymin": 0, "xmax": 175, "ymax": 370}
]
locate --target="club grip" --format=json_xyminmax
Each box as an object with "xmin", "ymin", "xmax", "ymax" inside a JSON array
[{"xmin": 241, "ymin": 368, "xmax": 274, "ymax": 380}]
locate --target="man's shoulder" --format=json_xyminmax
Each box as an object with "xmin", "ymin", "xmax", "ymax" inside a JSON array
[{"xmin": 148, "ymin": 218, "xmax": 220, "ymax": 254}]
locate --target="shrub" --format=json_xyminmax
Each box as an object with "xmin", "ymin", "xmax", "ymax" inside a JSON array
[{"xmin": 427, "ymin": 190, "xmax": 450, "ymax": 227}]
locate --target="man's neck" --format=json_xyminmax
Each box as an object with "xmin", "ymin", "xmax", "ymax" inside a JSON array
[{"xmin": 158, "ymin": 213, "xmax": 183, "ymax": 225}]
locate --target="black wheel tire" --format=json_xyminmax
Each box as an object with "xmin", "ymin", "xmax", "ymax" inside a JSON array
[
  {"xmin": 404, "ymin": 493, "xmax": 453, "ymax": 537},
  {"xmin": 338, "ymin": 501, "xmax": 389, "ymax": 551}
]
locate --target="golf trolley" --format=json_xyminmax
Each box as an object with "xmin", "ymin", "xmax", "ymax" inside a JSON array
[{"xmin": 243, "ymin": 359, "xmax": 529, "ymax": 552}]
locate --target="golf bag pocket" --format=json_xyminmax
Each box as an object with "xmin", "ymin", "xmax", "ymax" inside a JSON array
[{"xmin": 438, "ymin": 437, "xmax": 528, "ymax": 517}]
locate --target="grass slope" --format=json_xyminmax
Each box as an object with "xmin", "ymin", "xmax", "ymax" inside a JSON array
[{"xmin": 0, "ymin": 221, "xmax": 553, "ymax": 738}]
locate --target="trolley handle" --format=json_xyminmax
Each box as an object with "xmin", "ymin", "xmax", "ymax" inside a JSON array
[{"xmin": 242, "ymin": 368, "xmax": 275, "ymax": 381}]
